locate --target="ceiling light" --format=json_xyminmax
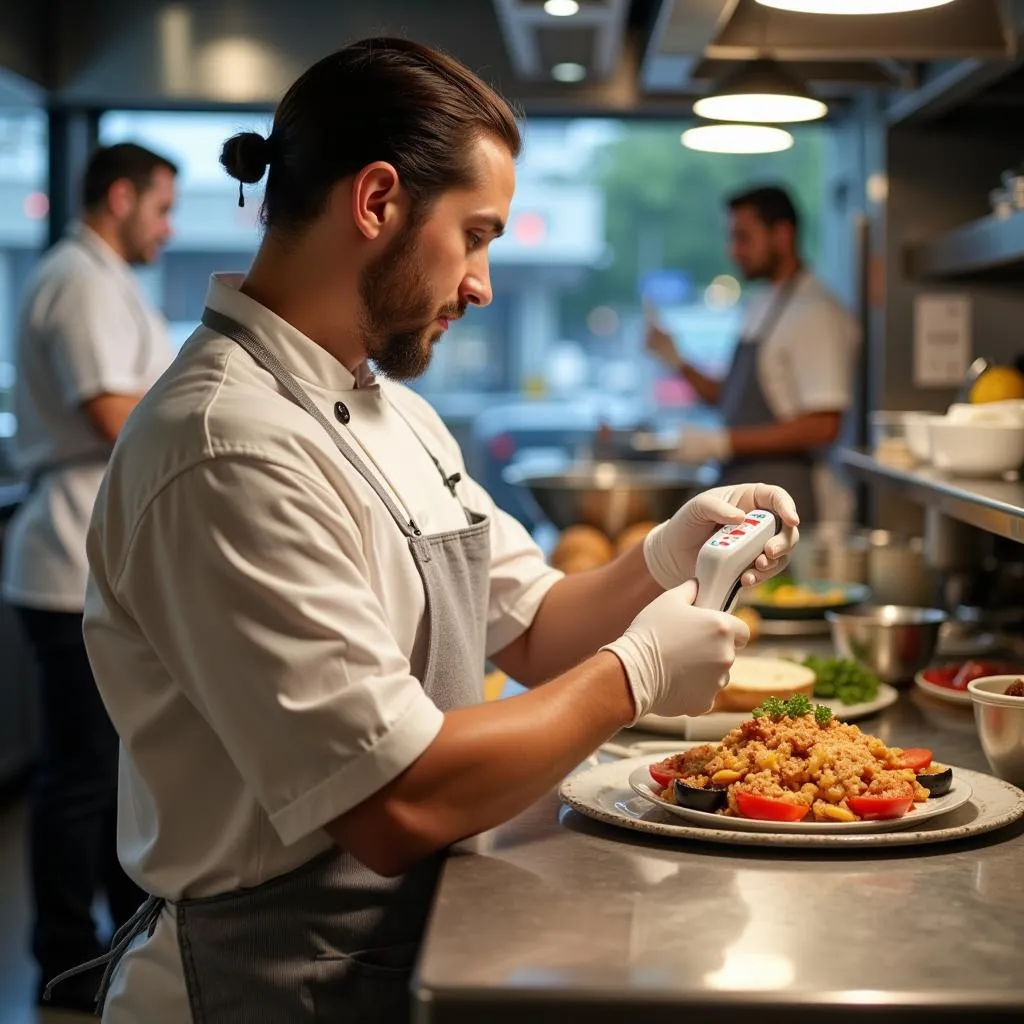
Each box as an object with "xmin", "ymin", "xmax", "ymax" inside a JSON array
[
  {"xmin": 693, "ymin": 59, "xmax": 826, "ymax": 124},
  {"xmin": 756, "ymin": 0, "xmax": 956, "ymax": 13},
  {"xmin": 552, "ymin": 62, "xmax": 587, "ymax": 82},
  {"xmin": 544, "ymin": 0, "xmax": 580, "ymax": 16},
  {"xmin": 681, "ymin": 124, "xmax": 794, "ymax": 155}
]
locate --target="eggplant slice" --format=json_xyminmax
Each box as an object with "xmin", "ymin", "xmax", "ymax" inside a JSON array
[
  {"xmin": 917, "ymin": 765, "xmax": 953, "ymax": 798},
  {"xmin": 671, "ymin": 778, "xmax": 728, "ymax": 813}
]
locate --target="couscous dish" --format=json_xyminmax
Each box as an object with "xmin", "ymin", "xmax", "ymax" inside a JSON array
[{"xmin": 649, "ymin": 695, "xmax": 939, "ymax": 823}]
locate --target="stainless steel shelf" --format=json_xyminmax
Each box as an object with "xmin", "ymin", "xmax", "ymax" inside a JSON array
[
  {"xmin": 842, "ymin": 448, "xmax": 1024, "ymax": 543},
  {"xmin": 909, "ymin": 211, "xmax": 1024, "ymax": 279}
]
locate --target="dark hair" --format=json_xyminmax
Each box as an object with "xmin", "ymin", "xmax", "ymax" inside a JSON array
[
  {"xmin": 82, "ymin": 143, "xmax": 178, "ymax": 210},
  {"xmin": 220, "ymin": 37, "xmax": 522, "ymax": 232},
  {"xmin": 727, "ymin": 185, "xmax": 800, "ymax": 232}
]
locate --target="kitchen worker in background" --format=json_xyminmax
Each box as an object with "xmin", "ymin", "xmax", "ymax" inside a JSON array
[
  {"xmin": 2, "ymin": 142, "xmax": 177, "ymax": 1013},
  {"xmin": 53, "ymin": 39, "xmax": 797, "ymax": 1023},
  {"xmin": 646, "ymin": 185, "xmax": 858, "ymax": 526}
]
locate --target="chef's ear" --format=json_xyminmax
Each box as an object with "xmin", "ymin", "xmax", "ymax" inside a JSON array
[
  {"xmin": 350, "ymin": 161, "xmax": 405, "ymax": 241},
  {"xmin": 107, "ymin": 177, "xmax": 138, "ymax": 220}
]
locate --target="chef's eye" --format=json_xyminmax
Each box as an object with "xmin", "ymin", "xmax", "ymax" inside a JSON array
[{"xmin": 467, "ymin": 231, "xmax": 484, "ymax": 251}]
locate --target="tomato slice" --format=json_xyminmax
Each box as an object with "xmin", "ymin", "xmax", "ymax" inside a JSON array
[
  {"xmin": 848, "ymin": 785, "xmax": 915, "ymax": 820},
  {"xmin": 894, "ymin": 747, "xmax": 933, "ymax": 772},
  {"xmin": 734, "ymin": 791, "xmax": 809, "ymax": 822},
  {"xmin": 649, "ymin": 767, "xmax": 674, "ymax": 789}
]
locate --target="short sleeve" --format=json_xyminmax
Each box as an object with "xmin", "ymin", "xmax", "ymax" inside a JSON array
[
  {"xmin": 45, "ymin": 270, "xmax": 146, "ymax": 406},
  {"xmin": 458, "ymin": 475, "xmax": 563, "ymax": 657},
  {"xmin": 774, "ymin": 300, "xmax": 857, "ymax": 417},
  {"xmin": 113, "ymin": 456, "xmax": 445, "ymax": 848}
]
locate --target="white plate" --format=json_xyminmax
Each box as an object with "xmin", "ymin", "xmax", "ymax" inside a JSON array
[
  {"xmin": 627, "ymin": 762, "xmax": 971, "ymax": 834},
  {"xmin": 637, "ymin": 682, "xmax": 899, "ymax": 740},
  {"xmin": 559, "ymin": 754, "xmax": 1024, "ymax": 849},
  {"xmin": 914, "ymin": 670, "xmax": 974, "ymax": 706}
]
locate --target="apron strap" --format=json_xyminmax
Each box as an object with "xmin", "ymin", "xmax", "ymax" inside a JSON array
[
  {"xmin": 42, "ymin": 894, "xmax": 164, "ymax": 1013},
  {"xmin": 201, "ymin": 307, "xmax": 421, "ymax": 538},
  {"xmin": 740, "ymin": 268, "xmax": 803, "ymax": 347}
]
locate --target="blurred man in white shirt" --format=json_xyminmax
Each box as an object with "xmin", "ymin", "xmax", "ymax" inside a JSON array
[
  {"xmin": 2, "ymin": 142, "xmax": 176, "ymax": 1012},
  {"xmin": 646, "ymin": 185, "xmax": 859, "ymax": 525}
]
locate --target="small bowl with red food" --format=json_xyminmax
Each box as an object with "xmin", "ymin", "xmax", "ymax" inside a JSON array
[
  {"xmin": 967, "ymin": 675, "xmax": 1024, "ymax": 787},
  {"xmin": 917, "ymin": 660, "xmax": 1024, "ymax": 705}
]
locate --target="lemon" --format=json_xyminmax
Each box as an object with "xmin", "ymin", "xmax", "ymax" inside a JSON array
[{"xmin": 970, "ymin": 366, "xmax": 1024, "ymax": 404}]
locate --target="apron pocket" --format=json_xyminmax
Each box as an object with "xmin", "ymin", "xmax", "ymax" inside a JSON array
[{"xmin": 307, "ymin": 943, "xmax": 417, "ymax": 1023}]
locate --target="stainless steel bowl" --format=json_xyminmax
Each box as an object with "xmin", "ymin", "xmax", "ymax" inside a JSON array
[
  {"xmin": 826, "ymin": 605, "xmax": 948, "ymax": 685},
  {"xmin": 503, "ymin": 461, "xmax": 716, "ymax": 536}
]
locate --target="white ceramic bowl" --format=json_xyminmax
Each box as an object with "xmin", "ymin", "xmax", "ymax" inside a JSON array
[
  {"xmin": 967, "ymin": 675, "xmax": 1024, "ymax": 786},
  {"xmin": 903, "ymin": 412, "xmax": 933, "ymax": 463},
  {"xmin": 947, "ymin": 400, "xmax": 1024, "ymax": 425},
  {"xmin": 927, "ymin": 419, "xmax": 1024, "ymax": 477}
]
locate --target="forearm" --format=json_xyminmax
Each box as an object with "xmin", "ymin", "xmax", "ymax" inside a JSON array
[
  {"xmin": 730, "ymin": 411, "xmax": 841, "ymax": 459},
  {"xmin": 675, "ymin": 358, "xmax": 721, "ymax": 406},
  {"xmin": 327, "ymin": 651, "xmax": 633, "ymax": 876},
  {"xmin": 491, "ymin": 543, "xmax": 662, "ymax": 686}
]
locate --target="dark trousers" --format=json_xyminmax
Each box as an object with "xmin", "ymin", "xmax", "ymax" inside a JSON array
[{"xmin": 16, "ymin": 607, "xmax": 145, "ymax": 1004}]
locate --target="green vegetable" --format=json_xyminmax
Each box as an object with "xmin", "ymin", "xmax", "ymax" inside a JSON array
[
  {"xmin": 784, "ymin": 693, "xmax": 813, "ymax": 717},
  {"xmin": 814, "ymin": 704, "xmax": 834, "ymax": 726},
  {"xmin": 751, "ymin": 696, "xmax": 786, "ymax": 719},
  {"xmin": 802, "ymin": 656, "xmax": 879, "ymax": 706}
]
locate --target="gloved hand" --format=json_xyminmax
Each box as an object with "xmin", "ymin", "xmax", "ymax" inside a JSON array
[
  {"xmin": 644, "ymin": 482, "xmax": 800, "ymax": 591},
  {"xmin": 602, "ymin": 580, "xmax": 748, "ymax": 722},
  {"xmin": 674, "ymin": 425, "xmax": 732, "ymax": 465}
]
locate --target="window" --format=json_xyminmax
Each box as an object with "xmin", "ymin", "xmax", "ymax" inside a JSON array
[
  {"xmin": 0, "ymin": 108, "xmax": 47, "ymax": 457},
  {"xmin": 99, "ymin": 111, "xmax": 271, "ymax": 348},
  {"xmin": 95, "ymin": 113, "xmax": 846, "ymax": 512}
]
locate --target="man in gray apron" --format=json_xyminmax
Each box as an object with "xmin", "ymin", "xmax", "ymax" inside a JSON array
[
  {"xmin": 646, "ymin": 185, "xmax": 858, "ymax": 526},
  {"xmin": 2, "ymin": 142, "xmax": 176, "ymax": 1012},
  {"xmin": 50, "ymin": 41, "xmax": 798, "ymax": 1023}
]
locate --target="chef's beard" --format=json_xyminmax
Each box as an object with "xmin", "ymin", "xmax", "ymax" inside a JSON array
[{"xmin": 359, "ymin": 221, "xmax": 464, "ymax": 381}]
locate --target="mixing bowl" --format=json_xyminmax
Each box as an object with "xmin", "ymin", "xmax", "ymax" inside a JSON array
[
  {"xmin": 504, "ymin": 461, "xmax": 715, "ymax": 535},
  {"xmin": 826, "ymin": 605, "xmax": 947, "ymax": 685}
]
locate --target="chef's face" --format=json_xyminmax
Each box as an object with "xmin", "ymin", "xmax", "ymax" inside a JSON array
[
  {"xmin": 728, "ymin": 204, "xmax": 793, "ymax": 281},
  {"xmin": 118, "ymin": 167, "xmax": 176, "ymax": 265},
  {"xmin": 360, "ymin": 134, "xmax": 514, "ymax": 381}
]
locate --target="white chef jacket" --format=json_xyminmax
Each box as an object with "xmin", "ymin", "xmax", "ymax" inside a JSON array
[
  {"xmin": 739, "ymin": 271, "xmax": 859, "ymax": 525},
  {"xmin": 84, "ymin": 274, "xmax": 562, "ymax": 1020},
  {"xmin": 2, "ymin": 224, "xmax": 173, "ymax": 611}
]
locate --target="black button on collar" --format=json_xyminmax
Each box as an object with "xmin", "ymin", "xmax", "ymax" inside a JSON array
[{"xmin": 334, "ymin": 401, "xmax": 350, "ymax": 424}]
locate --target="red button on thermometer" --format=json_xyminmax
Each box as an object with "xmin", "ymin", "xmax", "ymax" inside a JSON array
[{"xmin": 692, "ymin": 509, "xmax": 782, "ymax": 613}]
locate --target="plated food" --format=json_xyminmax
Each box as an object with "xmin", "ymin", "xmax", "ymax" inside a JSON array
[
  {"xmin": 915, "ymin": 659, "xmax": 1024, "ymax": 706},
  {"xmin": 647, "ymin": 696, "xmax": 950, "ymax": 824},
  {"xmin": 741, "ymin": 577, "xmax": 871, "ymax": 620},
  {"xmin": 710, "ymin": 656, "xmax": 815, "ymax": 713}
]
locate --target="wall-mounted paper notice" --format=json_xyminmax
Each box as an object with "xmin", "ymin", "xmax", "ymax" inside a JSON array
[{"xmin": 913, "ymin": 294, "xmax": 971, "ymax": 387}]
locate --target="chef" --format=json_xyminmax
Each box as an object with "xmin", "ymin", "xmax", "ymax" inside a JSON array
[
  {"xmin": 645, "ymin": 185, "xmax": 858, "ymax": 525},
  {"xmin": 50, "ymin": 39, "xmax": 798, "ymax": 1023},
  {"xmin": 2, "ymin": 142, "xmax": 176, "ymax": 1013}
]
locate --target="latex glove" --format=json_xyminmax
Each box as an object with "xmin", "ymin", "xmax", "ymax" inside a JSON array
[
  {"xmin": 674, "ymin": 425, "xmax": 732, "ymax": 465},
  {"xmin": 602, "ymin": 580, "xmax": 749, "ymax": 722},
  {"xmin": 644, "ymin": 482, "xmax": 801, "ymax": 591}
]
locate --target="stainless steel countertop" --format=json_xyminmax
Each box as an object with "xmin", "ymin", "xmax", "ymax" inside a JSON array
[{"xmin": 415, "ymin": 657, "xmax": 1024, "ymax": 1022}]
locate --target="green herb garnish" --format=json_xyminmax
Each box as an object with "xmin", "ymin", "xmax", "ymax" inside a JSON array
[{"xmin": 751, "ymin": 694, "xmax": 832, "ymax": 724}]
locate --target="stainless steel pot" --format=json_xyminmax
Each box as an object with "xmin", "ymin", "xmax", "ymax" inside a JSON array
[{"xmin": 789, "ymin": 527, "xmax": 934, "ymax": 606}]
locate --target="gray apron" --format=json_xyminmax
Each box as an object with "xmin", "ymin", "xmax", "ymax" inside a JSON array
[
  {"xmin": 46, "ymin": 308, "xmax": 491, "ymax": 1022},
  {"xmin": 716, "ymin": 273, "xmax": 819, "ymax": 525}
]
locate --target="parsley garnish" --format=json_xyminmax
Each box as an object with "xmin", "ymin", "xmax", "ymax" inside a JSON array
[{"xmin": 751, "ymin": 694, "xmax": 833, "ymax": 725}]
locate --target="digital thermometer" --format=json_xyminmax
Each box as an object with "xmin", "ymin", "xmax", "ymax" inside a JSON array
[{"xmin": 692, "ymin": 509, "xmax": 782, "ymax": 613}]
